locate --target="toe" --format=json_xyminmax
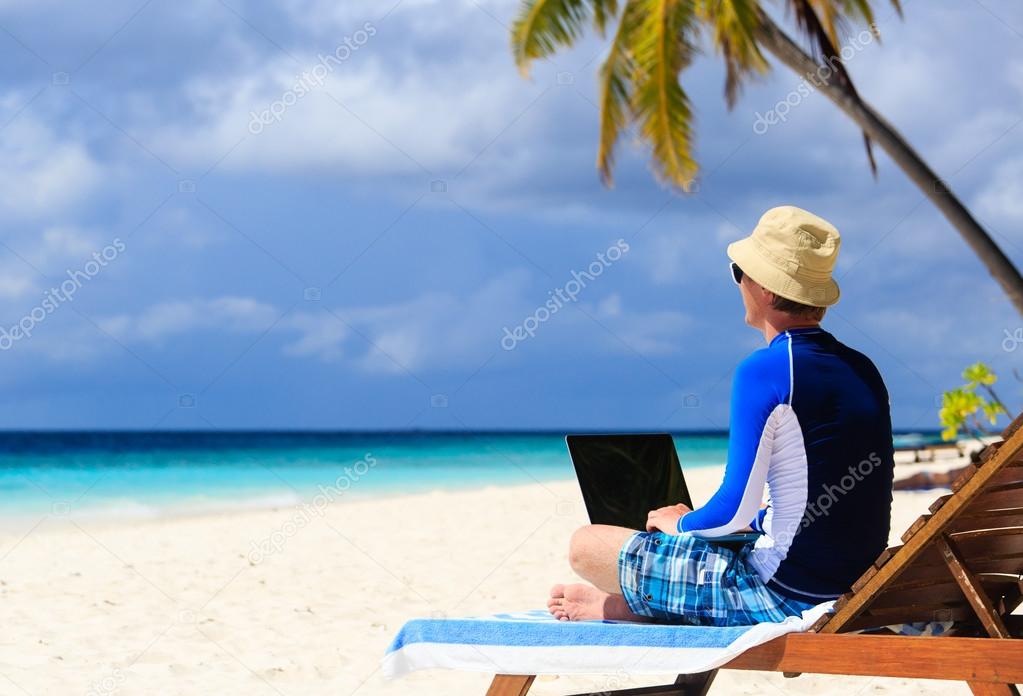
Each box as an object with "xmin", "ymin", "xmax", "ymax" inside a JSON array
[
  {"xmin": 561, "ymin": 583, "xmax": 586, "ymax": 601},
  {"xmin": 549, "ymin": 583, "xmax": 565, "ymax": 599}
]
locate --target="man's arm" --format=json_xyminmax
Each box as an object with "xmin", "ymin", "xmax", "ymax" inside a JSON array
[{"xmin": 678, "ymin": 352, "xmax": 785, "ymax": 537}]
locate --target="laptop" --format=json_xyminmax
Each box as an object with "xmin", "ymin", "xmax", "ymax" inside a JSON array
[{"xmin": 565, "ymin": 433, "xmax": 759, "ymax": 546}]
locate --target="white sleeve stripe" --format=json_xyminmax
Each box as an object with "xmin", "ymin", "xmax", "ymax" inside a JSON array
[
  {"xmin": 687, "ymin": 405, "xmax": 781, "ymax": 538},
  {"xmin": 786, "ymin": 332, "xmax": 794, "ymax": 406}
]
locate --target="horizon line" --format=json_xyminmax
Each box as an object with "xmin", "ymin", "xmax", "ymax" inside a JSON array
[{"xmin": 0, "ymin": 427, "xmax": 942, "ymax": 435}]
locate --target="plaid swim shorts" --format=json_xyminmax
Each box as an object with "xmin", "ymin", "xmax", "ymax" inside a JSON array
[{"xmin": 618, "ymin": 531, "xmax": 815, "ymax": 626}]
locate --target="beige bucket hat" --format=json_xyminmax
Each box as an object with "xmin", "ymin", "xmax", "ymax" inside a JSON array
[{"xmin": 727, "ymin": 205, "xmax": 841, "ymax": 307}]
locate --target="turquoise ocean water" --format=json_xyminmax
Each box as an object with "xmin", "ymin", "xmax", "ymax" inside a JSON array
[{"xmin": 0, "ymin": 431, "xmax": 941, "ymax": 522}]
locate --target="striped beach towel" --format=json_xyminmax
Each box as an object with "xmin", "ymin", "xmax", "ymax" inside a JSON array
[{"xmin": 383, "ymin": 603, "xmax": 833, "ymax": 678}]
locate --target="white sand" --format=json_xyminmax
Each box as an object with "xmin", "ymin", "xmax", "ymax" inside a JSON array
[{"xmin": 0, "ymin": 462, "xmax": 974, "ymax": 695}]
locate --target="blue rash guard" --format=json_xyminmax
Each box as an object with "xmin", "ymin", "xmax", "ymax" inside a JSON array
[{"xmin": 678, "ymin": 327, "xmax": 894, "ymax": 604}]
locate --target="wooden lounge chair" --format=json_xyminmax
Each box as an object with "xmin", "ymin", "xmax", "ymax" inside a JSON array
[{"xmin": 486, "ymin": 413, "xmax": 1023, "ymax": 696}]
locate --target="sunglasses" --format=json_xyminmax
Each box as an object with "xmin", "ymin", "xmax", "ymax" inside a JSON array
[{"xmin": 729, "ymin": 262, "xmax": 744, "ymax": 286}]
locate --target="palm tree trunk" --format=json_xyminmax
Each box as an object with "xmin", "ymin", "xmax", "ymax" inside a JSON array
[{"xmin": 753, "ymin": 11, "xmax": 1023, "ymax": 317}]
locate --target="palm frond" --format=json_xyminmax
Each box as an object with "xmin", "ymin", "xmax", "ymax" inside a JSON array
[
  {"xmin": 829, "ymin": 0, "xmax": 903, "ymax": 40},
  {"xmin": 787, "ymin": 0, "xmax": 878, "ymax": 174},
  {"xmin": 628, "ymin": 0, "xmax": 699, "ymax": 189},
  {"xmin": 512, "ymin": 0, "xmax": 590, "ymax": 75},
  {"xmin": 597, "ymin": 0, "xmax": 642, "ymax": 184},
  {"xmin": 829, "ymin": 0, "xmax": 903, "ymax": 27},
  {"xmin": 695, "ymin": 0, "xmax": 769, "ymax": 107},
  {"xmin": 512, "ymin": 0, "xmax": 622, "ymax": 75},
  {"xmin": 809, "ymin": 0, "xmax": 842, "ymax": 49},
  {"xmin": 592, "ymin": 0, "xmax": 621, "ymax": 34}
]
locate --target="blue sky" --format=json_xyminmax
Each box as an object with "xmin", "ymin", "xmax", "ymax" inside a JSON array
[{"xmin": 0, "ymin": 0, "xmax": 1021, "ymax": 431}]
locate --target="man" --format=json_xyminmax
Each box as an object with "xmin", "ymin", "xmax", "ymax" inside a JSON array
[{"xmin": 548, "ymin": 206, "xmax": 895, "ymax": 626}]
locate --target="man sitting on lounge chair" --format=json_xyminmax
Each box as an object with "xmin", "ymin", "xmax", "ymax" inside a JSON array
[{"xmin": 548, "ymin": 206, "xmax": 896, "ymax": 626}]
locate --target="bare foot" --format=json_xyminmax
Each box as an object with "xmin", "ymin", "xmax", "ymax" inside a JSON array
[
  {"xmin": 547, "ymin": 583, "xmax": 568, "ymax": 620},
  {"xmin": 547, "ymin": 583, "xmax": 647, "ymax": 622}
]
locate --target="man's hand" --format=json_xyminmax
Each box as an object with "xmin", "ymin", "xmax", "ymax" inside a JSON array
[{"xmin": 645, "ymin": 503, "xmax": 692, "ymax": 534}]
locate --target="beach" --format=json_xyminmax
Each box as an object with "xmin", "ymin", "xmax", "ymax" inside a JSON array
[{"xmin": 0, "ymin": 456, "xmax": 977, "ymax": 696}]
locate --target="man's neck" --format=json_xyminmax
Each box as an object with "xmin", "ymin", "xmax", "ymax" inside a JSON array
[{"xmin": 762, "ymin": 319, "xmax": 821, "ymax": 345}]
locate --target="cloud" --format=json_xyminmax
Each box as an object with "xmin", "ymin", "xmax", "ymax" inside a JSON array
[
  {"xmin": 100, "ymin": 296, "xmax": 280, "ymax": 342},
  {"xmin": 89, "ymin": 273, "xmax": 533, "ymax": 372},
  {"xmin": 0, "ymin": 224, "xmax": 110, "ymax": 302},
  {"xmin": 0, "ymin": 270, "xmax": 35, "ymax": 302},
  {"xmin": 87, "ymin": 266, "xmax": 693, "ymax": 375},
  {"xmin": 98, "ymin": 0, "xmax": 624, "ymax": 217},
  {"xmin": 0, "ymin": 115, "xmax": 102, "ymax": 219},
  {"xmin": 140, "ymin": 1, "xmax": 541, "ymax": 183},
  {"xmin": 976, "ymin": 157, "xmax": 1023, "ymax": 227},
  {"xmin": 641, "ymin": 222, "xmax": 743, "ymax": 286},
  {"xmin": 291, "ymin": 276, "xmax": 692, "ymax": 371},
  {"xmin": 585, "ymin": 292, "xmax": 691, "ymax": 355},
  {"xmin": 285, "ymin": 270, "xmax": 531, "ymax": 372}
]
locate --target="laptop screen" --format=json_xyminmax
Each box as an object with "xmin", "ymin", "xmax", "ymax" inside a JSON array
[{"xmin": 565, "ymin": 433, "xmax": 692, "ymax": 531}]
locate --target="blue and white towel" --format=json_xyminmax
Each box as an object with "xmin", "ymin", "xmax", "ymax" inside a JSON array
[{"xmin": 383, "ymin": 603, "xmax": 833, "ymax": 678}]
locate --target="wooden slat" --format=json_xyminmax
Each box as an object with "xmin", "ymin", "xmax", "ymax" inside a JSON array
[
  {"xmin": 952, "ymin": 526, "xmax": 1023, "ymax": 542},
  {"xmin": 980, "ymin": 442, "xmax": 1023, "ymax": 468},
  {"xmin": 978, "ymin": 446, "xmax": 1023, "ymax": 468},
  {"xmin": 808, "ymin": 613, "xmax": 832, "ymax": 633},
  {"xmin": 1001, "ymin": 410, "xmax": 1023, "ymax": 439},
  {"xmin": 888, "ymin": 569, "xmax": 1022, "ymax": 594},
  {"xmin": 723, "ymin": 633, "xmax": 1023, "ymax": 683},
  {"xmin": 486, "ymin": 675, "xmax": 534, "ymax": 696},
  {"xmin": 936, "ymin": 535, "xmax": 1012, "ymax": 639},
  {"xmin": 894, "ymin": 556, "xmax": 1023, "ymax": 587},
  {"xmin": 851, "ymin": 565, "xmax": 878, "ymax": 593},
  {"xmin": 831, "ymin": 592, "xmax": 853, "ymax": 612},
  {"xmin": 952, "ymin": 509, "xmax": 1023, "ymax": 533},
  {"xmin": 980, "ymin": 442, "xmax": 1003, "ymax": 465},
  {"xmin": 873, "ymin": 546, "xmax": 900, "ymax": 569},
  {"xmin": 820, "ymin": 424, "xmax": 1023, "ymax": 633},
  {"xmin": 901, "ymin": 514, "xmax": 932, "ymax": 542},
  {"xmin": 906, "ymin": 527, "xmax": 1023, "ymax": 565},
  {"xmin": 953, "ymin": 464, "xmax": 979, "ymax": 492},
  {"xmin": 671, "ymin": 671, "xmax": 718, "ymax": 696},
  {"xmin": 931, "ymin": 494, "xmax": 952, "ymax": 513},
  {"xmin": 847, "ymin": 582, "xmax": 1023, "ymax": 634},
  {"xmin": 968, "ymin": 483, "xmax": 1023, "ymax": 512},
  {"xmin": 849, "ymin": 577, "xmax": 1023, "ymax": 632},
  {"xmin": 842, "ymin": 601, "xmax": 1018, "ymax": 638},
  {"xmin": 986, "ymin": 468, "xmax": 1023, "ymax": 488},
  {"xmin": 883, "ymin": 531, "xmax": 1023, "ymax": 587},
  {"xmin": 842, "ymin": 605, "xmax": 970, "ymax": 631},
  {"xmin": 868, "ymin": 577, "xmax": 1018, "ymax": 611}
]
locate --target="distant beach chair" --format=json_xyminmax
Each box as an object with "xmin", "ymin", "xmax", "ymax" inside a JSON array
[
  {"xmin": 894, "ymin": 439, "xmax": 963, "ymax": 463},
  {"xmin": 385, "ymin": 412, "xmax": 1023, "ymax": 695}
]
